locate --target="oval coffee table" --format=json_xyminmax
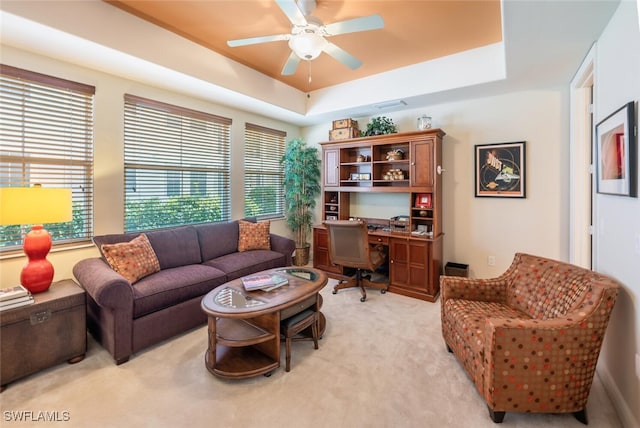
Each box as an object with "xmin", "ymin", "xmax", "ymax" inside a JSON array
[{"xmin": 201, "ymin": 267, "xmax": 327, "ymax": 379}]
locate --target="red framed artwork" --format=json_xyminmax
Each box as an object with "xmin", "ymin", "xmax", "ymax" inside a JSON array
[
  {"xmin": 415, "ymin": 193, "xmax": 432, "ymax": 208},
  {"xmin": 596, "ymin": 101, "xmax": 637, "ymax": 197}
]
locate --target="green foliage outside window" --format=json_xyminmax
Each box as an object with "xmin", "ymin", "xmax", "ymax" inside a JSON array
[
  {"xmin": 125, "ymin": 195, "xmax": 223, "ymax": 232},
  {"xmin": 0, "ymin": 202, "xmax": 90, "ymax": 249},
  {"xmin": 244, "ymin": 186, "xmax": 279, "ymax": 218}
]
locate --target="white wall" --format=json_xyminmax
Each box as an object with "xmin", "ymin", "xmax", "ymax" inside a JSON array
[
  {"xmin": 0, "ymin": 46, "xmax": 301, "ymax": 287},
  {"xmin": 592, "ymin": 2, "xmax": 640, "ymax": 427},
  {"xmin": 304, "ymin": 87, "xmax": 570, "ymax": 279}
]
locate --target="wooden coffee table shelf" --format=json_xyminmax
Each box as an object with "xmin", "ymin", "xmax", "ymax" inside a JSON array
[
  {"xmin": 209, "ymin": 345, "xmax": 280, "ymax": 379},
  {"xmin": 201, "ymin": 267, "xmax": 327, "ymax": 379},
  {"xmin": 215, "ymin": 318, "xmax": 275, "ymax": 346}
]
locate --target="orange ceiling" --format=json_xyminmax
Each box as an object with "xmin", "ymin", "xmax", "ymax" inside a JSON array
[{"xmin": 105, "ymin": 1, "xmax": 502, "ymax": 92}]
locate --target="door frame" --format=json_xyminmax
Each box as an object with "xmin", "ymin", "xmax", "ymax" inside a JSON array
[{"xmin": 569, "ymin": 44, "xmax": 596, "ymax": 269}]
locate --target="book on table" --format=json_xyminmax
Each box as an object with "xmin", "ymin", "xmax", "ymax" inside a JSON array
[
  {"xmin": 0, "ymin": 293, "xmax": 35, "ymax": 311},
  {"xmin": 241, "ymin": 273, "xmax": 289, "ymax": 292},
  {"xmin": 0, "ymin": 284, "xmax": 29, "ymax": 302}
]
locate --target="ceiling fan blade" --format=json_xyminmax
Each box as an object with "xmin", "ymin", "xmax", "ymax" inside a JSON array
[
  {"xmin": 281, "ymin": 51, "xmax": 301, "ymax": 75},
  {"xmin": 324, "ymin": 14, "xmax": 384, "ymax": 36},
  {"xmin": 323, "ymin": 42, "xmax": 362, "ymax": 70},
  {"xmin": 227, "ymin": 34, "xmax": 289, "ymax": 47},
  {"xmin": 275, "ymin": 0, "xmax": 308, "ymax": 26}
]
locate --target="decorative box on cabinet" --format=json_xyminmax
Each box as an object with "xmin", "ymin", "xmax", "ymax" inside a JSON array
[{"xmin": 0, "ymin": 280, "xmax": 86, "ymax": 391}]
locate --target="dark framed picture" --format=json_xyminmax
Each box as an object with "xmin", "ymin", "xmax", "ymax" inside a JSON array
[
  {"xmin": 359, "ymin": 173, "xmax": 371, "ymax": 180},
  {"xmin": 475, "ymin": 141, "xmax": 526, "ymax": 198},
  {"xmin": 350, "ymin": 173, "xmax": 360, "ymax": 181},
  {"xmin": 595, "ymin": 101, "xmax": 637, "ymax": 197},
  {"xmin": 415, "ymin": 193, "xmax": 432, "ymax": 208}
]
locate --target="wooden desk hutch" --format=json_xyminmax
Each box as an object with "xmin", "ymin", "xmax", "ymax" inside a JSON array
[{"xmin": 313, "ymin": 129, "xmax": 445, "ymax": 302}]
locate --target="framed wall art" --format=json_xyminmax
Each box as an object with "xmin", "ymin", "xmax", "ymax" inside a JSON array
[
  {"xmin": 414, "ymin": 193, "xmax": 432, "ymax": 208},
  {"xmin": 475, "ymin": 141, "xmax": 526, "ymax": 198},
  {"xmin": 595, "ymin": 101, "xmax": 637, "ymax": 197}
]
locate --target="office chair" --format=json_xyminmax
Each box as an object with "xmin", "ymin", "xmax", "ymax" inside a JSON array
[{"xmin": 323, "ymin": 220, "xmax": 388, "ymax": 302}]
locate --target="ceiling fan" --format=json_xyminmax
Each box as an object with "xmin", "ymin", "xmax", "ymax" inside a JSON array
[{"xmin": 227, "ymin": 0, "xmax": 384, "ymax": 75}]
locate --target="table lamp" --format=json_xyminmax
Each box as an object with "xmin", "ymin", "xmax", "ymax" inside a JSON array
[{"xmin": 0, "ymin": 185, "xmax": 72, "ymax": 293}]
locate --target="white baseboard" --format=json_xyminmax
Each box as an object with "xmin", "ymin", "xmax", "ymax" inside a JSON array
[{"xmin": 598, "ymin": 365, "xmax": 640, "ymax": 428}]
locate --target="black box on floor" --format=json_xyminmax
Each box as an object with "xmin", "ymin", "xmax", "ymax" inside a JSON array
[{"xmin": 445, "ymin": 262, "xmax": 469, "ymax": 277}]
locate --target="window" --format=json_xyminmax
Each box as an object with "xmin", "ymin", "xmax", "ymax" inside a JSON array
[
  {"xmin": 124, "ymin": 94, "xmax": 231, "ymax": 232},
  {"xmin": 244, "ymin": 123, "xmax": 286, "ymax": 219},
  {"xmin": 0, "ymin": 65, "xmax": 94, "ymax": 251}
]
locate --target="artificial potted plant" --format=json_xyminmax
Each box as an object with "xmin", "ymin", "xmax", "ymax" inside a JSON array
[
  {"xmin": 362, "ymin": 116, "xmax": 397, "ymax": 136},
  {"xmin": 281, "ymin": 138, "xmax": 321, "ymax": 265}
]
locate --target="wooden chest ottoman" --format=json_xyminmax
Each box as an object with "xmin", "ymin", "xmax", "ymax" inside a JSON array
[{"xmin": 0, "ymin": 279, "xmax": 86, "ymax": 391}]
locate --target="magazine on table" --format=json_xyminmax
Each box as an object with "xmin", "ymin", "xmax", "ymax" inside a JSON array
[{"xmin": 241, "ymin": 273, "xmax": 289, "ymax": 292}]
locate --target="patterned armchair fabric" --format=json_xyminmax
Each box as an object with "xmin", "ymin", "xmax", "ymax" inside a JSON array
[{"xmin": 441, "ymin": 253, "xmax": 619, "ymax": 424}]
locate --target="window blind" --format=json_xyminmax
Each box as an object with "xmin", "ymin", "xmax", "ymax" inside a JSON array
[
  {"xmin": 0, "ymin": 65, "xmax": 94, "ymax": 251},
  {"xmin": 123, "ymin": 94, "xmax": 232, "ymax": 232},
  {"xmin": 244, "ymin": 123, "xmax": 286, "ymax": 219}
]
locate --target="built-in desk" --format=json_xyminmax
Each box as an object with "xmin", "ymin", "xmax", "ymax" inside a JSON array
[
  {"xmin": 313, "ymin": 223, "xmax": 442, "ymax": 302},
  {"xmin": 317, "ymin": 129, "xmax": 445, "ymax": 302}
]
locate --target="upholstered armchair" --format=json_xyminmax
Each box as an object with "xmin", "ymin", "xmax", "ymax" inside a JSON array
[{"xmin": 441, "ymin": 253, "xmax": 620, "ymax": 424}]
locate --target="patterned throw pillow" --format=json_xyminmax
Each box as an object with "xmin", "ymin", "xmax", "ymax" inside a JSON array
[
  {"xmin": 101, "ymin": 233, "xmax": 160, "ymax": 284},
  {"xmin": 238, "ymin": 220, "xmax": 271, "ymax": 252}
]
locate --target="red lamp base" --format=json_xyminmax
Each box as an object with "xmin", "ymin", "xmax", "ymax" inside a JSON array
[{"xmin": 20, "ymin": 225, "xmax": 54, "ymax": 294}]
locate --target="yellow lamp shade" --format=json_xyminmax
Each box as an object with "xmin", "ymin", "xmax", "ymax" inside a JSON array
[{"xmin": 0, "ymin": 187, "xmax": 73, "ymax": 226}]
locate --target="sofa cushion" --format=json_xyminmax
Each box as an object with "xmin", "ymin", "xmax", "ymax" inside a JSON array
[
  {"xmin": 238, "ymin": 220, "xmax": 271, "ymax": 252},
  {"xmin": 100, "ymin": 234, "xmax": 160, "ymax": 284},
  {"xmin": 506, "ymin": 256, "xmax": 590, "ymax": 320},
  {"xmin": 203, "ymin": 250, "xmax": 286, "ymax": 281},
  {"xmin": 146, "ymin": 226, "xmax": 202, "ymax": 269},
  {"xmin": 93, "ymin": 232, "xmax": 140, "ymax": 260},
  {"xmin": 132, "ymin": 264, "xmax": 227, "ymax": 318},
  {"xmin": 195, "ymin": 221, "xmax": 239, "ymax": 261}
]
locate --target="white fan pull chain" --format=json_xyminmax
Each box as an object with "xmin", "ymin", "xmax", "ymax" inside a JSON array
[{"xmin": 307, "ymin": 60, "xmax": 312, "ymax": 98}]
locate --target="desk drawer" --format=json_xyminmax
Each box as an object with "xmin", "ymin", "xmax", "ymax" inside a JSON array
[
  {"xmin": 281, "ymin": 295, "xmax": 317, "ymax": 320},
  {"xmin": 369, "ymin": 235, "xmax": 389, "ymax": 245}
]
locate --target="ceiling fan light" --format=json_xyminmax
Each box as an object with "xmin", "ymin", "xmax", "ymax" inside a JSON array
[{"xmin": 288, "ymin": 32, "xmax": 327, "ymax": 60}]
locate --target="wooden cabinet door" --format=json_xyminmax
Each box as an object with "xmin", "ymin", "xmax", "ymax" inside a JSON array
[
  {"xmin": 312, "ymin": 228, "xmax": 342, "ymax": 274},
  {"xmin": 389, "ymin": 237, "xmax": 409, "ymax": 287},
  {"xmin": 323, "ymin": 148, "xmax": 340, "ymax": 187},
  {"xmin": 410, "ymin": 139, "xmax": 434, "ymax": 189},
  {"xmin": 408, "ymin": 240, "xmax": 429, "ymax": 291},
  {"xmin": 389, "ymin": 237, "xmax": 436, "ymax": 299}
]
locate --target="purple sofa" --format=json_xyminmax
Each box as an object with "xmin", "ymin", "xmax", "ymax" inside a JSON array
[{"xmin": 73, "ymin": 220, "xmax": 295, "ymax": 364}]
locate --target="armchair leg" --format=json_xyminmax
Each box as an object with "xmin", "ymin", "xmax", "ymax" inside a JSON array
[
  {"xmin": 573, "ymin": 408, "xmax": 588, "ymax": 425},
  {"xmin": 488, "ymin": 408, "xmax": 505, "ymax": 423}
]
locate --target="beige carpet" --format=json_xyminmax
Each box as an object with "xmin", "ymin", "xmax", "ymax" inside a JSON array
[{"xmin": 0, "ymin": 280, "xmax": 622, "ymax": 428}]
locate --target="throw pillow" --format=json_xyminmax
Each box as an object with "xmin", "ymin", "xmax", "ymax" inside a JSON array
[
  {"xmin": 238, "ymin": 220, "xmax": 271, "ymax": 252},
  {"xmin": 101, "ymin": 233, "xmax": 160, "ymax": 284}
]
